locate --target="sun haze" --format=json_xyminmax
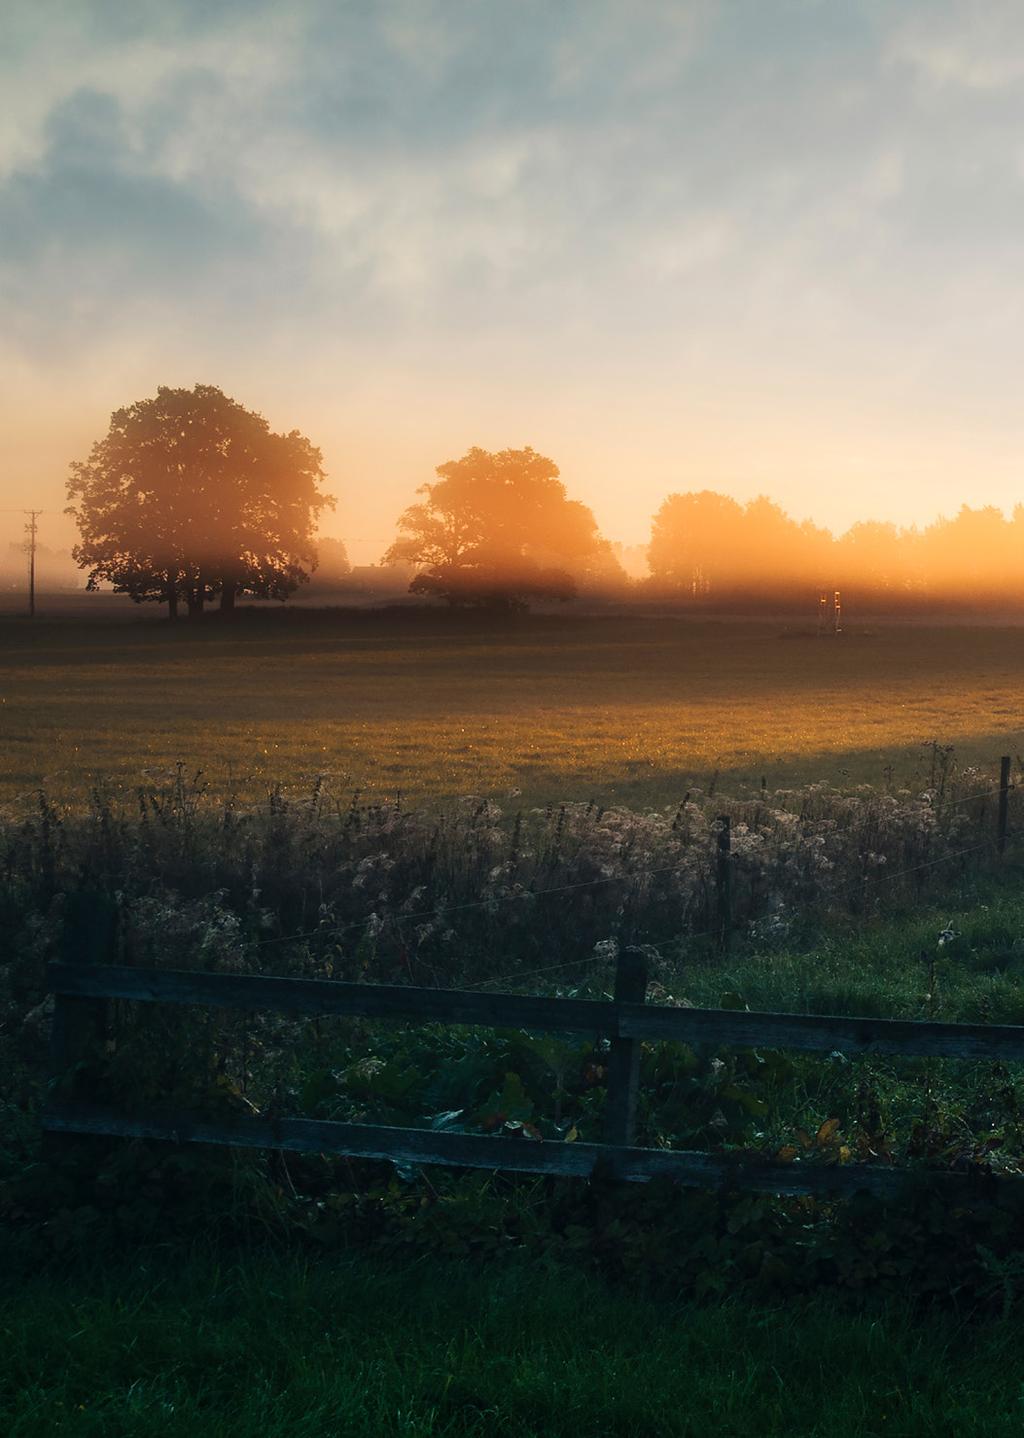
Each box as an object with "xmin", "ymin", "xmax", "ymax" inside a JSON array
[{"xmin": 3, "ymin": 1, "xmax": 1024, "ymax": 560}]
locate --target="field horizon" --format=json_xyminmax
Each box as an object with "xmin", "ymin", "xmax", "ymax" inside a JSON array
[{"xmin": 2, "ymin": 606, "xmax": 1022, "ymax": 812}]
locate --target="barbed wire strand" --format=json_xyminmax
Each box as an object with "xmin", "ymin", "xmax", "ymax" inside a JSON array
[
  {"xmin": 5, "ymin": 781, "xmax": 1016, "ymax": 985},
  {"xmin": 936, "ymin": 785, "xmax": 1010, "ymax": 810},
  {"xmin": 471, "ymin": 834, "xmax": 1013, "ymax": 994},
  {"xmin": 251, "ymin": 817, "xmax": 1014, "ymax": 961},
  {"xmin": 250, "ymin": 862, "xmax": 703, "ymax": 951}
]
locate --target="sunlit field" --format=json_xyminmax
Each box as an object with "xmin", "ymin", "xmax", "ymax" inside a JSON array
[{"xmin": 2, "ymin": 609, "xmax": 1023, "ymax": 810}]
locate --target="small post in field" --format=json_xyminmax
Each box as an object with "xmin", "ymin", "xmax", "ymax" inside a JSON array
[
  {"xmin": 603, "ymin": 947, "xmax": 648, "ymax": 1148},
  {"xmin": 998, "ymin": 756, "xmax": 1012, "ymax": 856},
  {"xmin": 715, "ymin": 814, "xmax": 732, "ymax": 952}
]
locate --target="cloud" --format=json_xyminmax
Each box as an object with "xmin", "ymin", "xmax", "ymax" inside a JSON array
[
  {"xmin": 889, "ymin": 3, "xmax": 1024, "ymax": 91},
  {"xmin": 3, "ymin": 0, "xmax": 1024, "ymax": 418}
]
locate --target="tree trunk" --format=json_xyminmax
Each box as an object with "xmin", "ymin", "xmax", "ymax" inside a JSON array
[
  {"xmin": 187, "ymin": 587, "xmax": 205, "ymax": 619},
  {"xmin": 167, "ymin": 583, "xmax": 178, "ymax": 621},
  {"xmin": 220, "ymin": 582, "xmax": 237, "ymax": 614}
]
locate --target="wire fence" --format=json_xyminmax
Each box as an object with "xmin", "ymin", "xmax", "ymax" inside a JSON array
[
  {"xmin": 5, "ymin": 758, "xmax": 1017, "ymax": 1000},
  {"xmin": 250, "ymin": 817, "xmax": 1017, "ymax": 979}
]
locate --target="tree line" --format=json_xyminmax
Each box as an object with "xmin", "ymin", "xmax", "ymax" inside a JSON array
[
  {"xmin": 66, "ymin": 384, "xmax": 1024, "ymax": 615},
  {"xmin": 646, "ymin": 491, "xmax": 1024, "ymax": 604}
]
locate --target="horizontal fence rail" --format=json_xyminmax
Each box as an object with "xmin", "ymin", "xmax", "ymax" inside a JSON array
[
  {"xmin": 47, "ymin": 962, "xmax": 1024, "ymax": 1062},
  {"xmin": 43, "ymin": 953, "xmax": 1024, "ymax": 1201},
  {"xmin": 43, "ymin": 1104, "xmax": 1008, "ymax": 1203}
]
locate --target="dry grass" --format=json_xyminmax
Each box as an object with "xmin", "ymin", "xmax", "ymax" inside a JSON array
[{"xmin": 2, "ymin": 610, "xmax": 1022, "ymax": 809}]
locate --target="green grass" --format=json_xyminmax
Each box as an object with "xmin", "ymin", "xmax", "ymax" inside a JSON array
[
  {"xmin": 2, "ymin": 610, "xmax": 1024, "ymax": 810},
  {"xmin": 672, "ymin": 883, "xmax": 1024, "ymax": 1024},
  {"xmin": 3, "ymin": 1244, "xmax": 1024, "ymax": 1437}
]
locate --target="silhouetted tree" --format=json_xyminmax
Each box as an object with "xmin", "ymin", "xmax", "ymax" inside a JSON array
[
  {"xmin": 646, "ymin": 486, "xmax": 1024, "ymax": 609},
  {"xmin": 384, "ymin": 446, "xmax": 613, "ymax": 608},
  {"xmin": 647, "ymin": 491, "xmax": 744, "ymax": 595},
  {"xmin": 918, "ymin": 504, "xmax": 1014, "ymax": 597},
  {"xmin": 836, "ymin": 520, "xmax": 907, "ymax": 594},
  {"xmin": 66, "ymin": 385, "xmax": 334, "ymax": 617},
  {"xmin": 313, "ymin": 537, "xmax": 352, "ymax": 585}
]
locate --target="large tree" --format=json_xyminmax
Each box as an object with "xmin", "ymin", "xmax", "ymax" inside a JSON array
[
  {"xmin": 66, "ymin": 384, "xmax": 334, "ymax": 617},
  {"xmin": 384, "ymin": 446, "xmax": 618, "ymax": 608}
]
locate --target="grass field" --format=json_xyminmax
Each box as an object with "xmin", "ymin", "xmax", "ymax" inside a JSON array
[
  {"xmin": 2, "ymin": 609, "xmax": 1023, "ymax": 810},
  {"xmin": 6, "ymin": 607, "xmax": 1024, "ymax": 1434},
  {"xmin": 4, "ymin": 1245, "xmax": 1024, "ymax": 1437}
]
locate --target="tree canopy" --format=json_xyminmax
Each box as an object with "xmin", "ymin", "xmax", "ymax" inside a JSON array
[
  {"xmin": 66, "ymin": 384, "xmax": 334, "ymax": 616},
  {"xmin": 384, "ymin": 446, "xmax": 621, "ymax": 608},
  {"xmin": 648, "ymin": 490, "xmax": 833, "ymax": 598},
  {"xmin": 646, "ymin": 490, "xmax": 1024, "ymax": 604}
]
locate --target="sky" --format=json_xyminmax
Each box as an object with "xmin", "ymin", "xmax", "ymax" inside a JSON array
[{"xmin": 4, "ymin": 0, "xmax": 1024, "ymax": 563}]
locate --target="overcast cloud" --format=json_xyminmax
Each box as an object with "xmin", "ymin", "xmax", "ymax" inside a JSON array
[{"xmin": 4, "ymin": 1, "xmax": 1024, "ymax": 553}]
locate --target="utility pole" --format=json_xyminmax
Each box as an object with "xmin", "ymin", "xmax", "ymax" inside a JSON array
[{"xmin": 24, "ymin": 510, "xmax": 41, "ymax": 619}]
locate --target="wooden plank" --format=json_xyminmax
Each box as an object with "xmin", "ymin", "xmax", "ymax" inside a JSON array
[
  {"xmin": 46, "ymin": 963, "xmax": 1024, "ymax": 1061},
  {"xmin": 620, "ymin": 1005, "xmax": 1024, "ymax": 1061},
  {"xmin": 42, "ymin": 1103, "xmax": 1017, "ymax": 1202},
  {"xmin": 46, "ymin": 964, "xmax": 613, "ymax": 1035}
]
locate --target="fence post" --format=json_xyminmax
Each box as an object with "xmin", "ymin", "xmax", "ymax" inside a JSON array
[
  {"xmin": 716, "ymin": 815, "xmax": 732, "ymax": 952},
  {"xmin": 47, "ymin": 891, "xmax": 112, "ymax": 1113},
  {"xmin": 998, "ymin": 756, "xmax": 1012, "ymax": 856},
  {"xmin": 603, "ymin": 947, "xmax": 648, "ymax": 1148}
]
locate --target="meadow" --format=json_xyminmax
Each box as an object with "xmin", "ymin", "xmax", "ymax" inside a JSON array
[
  {"xmin": 2, "ymin": 608, "xmax": 1024, "ymax": 811},
  {"xmin": 6, "ymin": 605, "xmax": 1024, "ymax": 1434}
]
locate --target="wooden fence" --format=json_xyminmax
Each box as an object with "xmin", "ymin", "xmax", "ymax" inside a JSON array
[{"xmin": 43, "ymin": 944, "xmax": 1024, "ymax": 1204}]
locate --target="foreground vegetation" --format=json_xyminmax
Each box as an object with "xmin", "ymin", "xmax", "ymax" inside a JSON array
[
  {"xmin": 4, "ymin": 1244, "xmax": 1024, "ymax": 1437},
  {"xmin": 3, "ymin": 612, "xmax": 1024, "ymax": 808},
  {"xmin": 5, "ymin": 769, "xmax": 1024, "ymax": 1432},
  {"xmin": 5, "ymin": 769, "xmax": 1024, "ymax": 1309}
]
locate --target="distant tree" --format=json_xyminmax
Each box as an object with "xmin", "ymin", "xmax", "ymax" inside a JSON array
[
  {"xmin": 2, "ymin": 541, "xmax": 80, "ymax": 591},
  {"xmin": 919, "ymin": 504, "xmax": 1015, "ymax": 597},
  {"xmin": 313, "ymin": 536, "xmax": 352, "ymax": 585},
  {"xmin": 647, "ymin": 491, "xmax": 744, "ymax": 595},
  {"xmin": 611, "ymin": 541, "xmax": 650, "ymax": 580},
  {"xmin": 66, "ymin": 384, "xmax": 335, "ymax": 617},
  {"xmin": 384, "ymin": 446, "xmax": 612, "ymax": 608},
  {"xmin": 836, "ymin": 520, "xmax": 906, "ymax": 593},
  {"xmin": 645, "ymin": 488, "xmax": 1024, "ymax": 609},
  {"xmin": 648, "ymin": 490, "xmax": 835, "ymax": 599}
]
